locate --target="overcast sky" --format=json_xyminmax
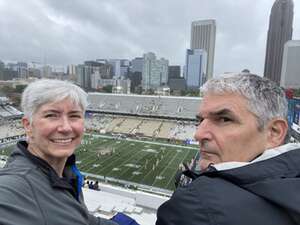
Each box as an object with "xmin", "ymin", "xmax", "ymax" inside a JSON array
[{"xmin": 0, "ymin": 0, "xmax": 299, "ymax": 76}]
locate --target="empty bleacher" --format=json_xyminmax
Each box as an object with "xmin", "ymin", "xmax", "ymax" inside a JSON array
[
  {"xmin": 88, "ymin": 93, "xmax": 201, "ymax": 119},
  {"xmin": 156, "ymin": 121, "xmax": 177, "ymax": 139},
  {"xmin": 135, "ymin": 119, "xmax": 161, "ymax": 137}
]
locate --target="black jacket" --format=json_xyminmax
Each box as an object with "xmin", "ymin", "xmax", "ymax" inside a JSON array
[{"xmin": 156, "ymin": 144, "xmax": 300, "ymax": 225}]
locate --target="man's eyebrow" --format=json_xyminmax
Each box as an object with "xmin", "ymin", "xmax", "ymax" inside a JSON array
[
  {"xmin": 209, "ymin": 108, "xmax": 234, "ymax": 117},
  {"xmin": 195, "ymin": 114, "xmax": 202, "ymax": 119}
]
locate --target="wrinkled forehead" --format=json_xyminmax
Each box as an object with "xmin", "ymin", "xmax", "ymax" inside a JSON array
[{"xmin": 199, "ymin": 92, "xmax": 249, "ymax": 115}]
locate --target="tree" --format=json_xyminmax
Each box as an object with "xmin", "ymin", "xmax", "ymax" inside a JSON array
[
  {"xmin": 102, "ymin": 85, "xmax": 113, "ymax": 93},
  {"xmin": 294, "ymin": 89, "xmax": 300, "ymax": 97},
  {"xmin": 15, "ymin": 84, "xmax": 27, "ymax": 93}
]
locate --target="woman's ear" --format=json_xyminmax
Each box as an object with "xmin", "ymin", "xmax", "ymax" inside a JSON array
[
  {"xmin": 266, "ymin": 118, "xmax": 288, "ymax": 149},
  {"xmin": 22, "ymin": 116, "xmax": 32, "ymax": 137}
]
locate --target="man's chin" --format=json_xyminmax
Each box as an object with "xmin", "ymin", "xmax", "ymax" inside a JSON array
[{"xmin": 199, "ymin": 159, "xmax": 214, "ymax": 171}]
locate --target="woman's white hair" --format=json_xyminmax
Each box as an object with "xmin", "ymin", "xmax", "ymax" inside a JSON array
[
  {"xmin": 21, "ymin": 79, "xmax": 87, "ymax": 123},
  {"xmin": 201, "ymin": 73, "xmax": 288, "ymax": 131}
]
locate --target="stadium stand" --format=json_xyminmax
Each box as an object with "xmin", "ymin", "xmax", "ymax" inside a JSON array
[
  {"xmin": 84, "ymin": 116, "xmax": 196, "ymax": 141},
  {"xmin": 135, "ymin": 119, "xmax": 161, "ymax": 137},
  {"xmin": 0, "ymin": 97, "xmax": 23, "ymax": 119},
  {"xmin": 155, "ymin": 121, "xmax": 177, "ymax": 139},
  {"xmin": 0, "ymin": 119, "xmax": 24, "ymax": 140},
  {"xmin": 88, "ymin": 93, "xmax": 200, "ymax": 119},
  {"xmin": 85, "ymin": 114, "xmax": 114, "ymax": 133},
  {"xmin": 170, "ymin": 121, "xmax": 196, "ymax": 140}
]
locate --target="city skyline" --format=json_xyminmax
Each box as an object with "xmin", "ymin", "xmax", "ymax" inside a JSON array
[
  {"xmin": 1, "ymin": 0, "xmax": 300, "ymax": 77},
  {"xmin": 190, "ymin": 19, "xmax": 216, "ymax": 80},
  {"xmin": 264, "ymin": 0, "xmax": 294, "ymax": 84}
]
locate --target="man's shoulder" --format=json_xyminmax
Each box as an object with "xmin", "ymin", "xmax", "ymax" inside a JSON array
[{"xmin": 170, "ymin": 173, "xmax": 250, "ymax": 209}]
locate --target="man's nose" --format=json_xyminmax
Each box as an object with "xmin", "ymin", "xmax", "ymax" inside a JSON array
[{"xmin": 194, "ymin": 119, "xmax": 213, "ymax": 141}]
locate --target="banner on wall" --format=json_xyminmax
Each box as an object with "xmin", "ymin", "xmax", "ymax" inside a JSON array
[{"xmin": 292, "ymin": 101, "xmax": 300, "ymax": 134}]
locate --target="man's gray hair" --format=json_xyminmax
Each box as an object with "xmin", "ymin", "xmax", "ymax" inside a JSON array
[
  {"xmin": 21, "ymin": 79, "xmax": 88, "ymax": 122},
  {"xmin": 201, "ymin": 73, "xmax": 288, "ymax": 130}
]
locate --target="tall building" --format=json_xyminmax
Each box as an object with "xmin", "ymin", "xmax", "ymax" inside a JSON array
[
  {"xmin": 280, "ymin": 40, "xmax": 300, "ymax": 89},
  {"xmin": 184, "ymin": 49, "xmax": 207, "ymax": 90},
  {"xmin": 128, "ymin": 57, "xmax": 144, "ymax": 92},
  {"xmin": 264, "ymin": 0, "xmax": 294, "ymax": 84},
  {"xmin": 77, "ymin": 61, "xmax": 113, "ymax": 89},
  {"xmin": 0, "ymin": 61, "xmax": 6, "ymax": 80},
  {"xmin": 91, "ymin": 71, "xmax": 101, "ymax": 89},
  {"xmin": 142, "ymin": 52, "xmax": 168, "ymax": 90},
  {"xmin": 131, "ymin": 57, "xmax": 144, "ymax": 73},
  {"xmin": 67, "ymin": 64, "xmax": 77, "ymax": 81},
  {"xmin": 17, "ymin": 62, "xmax": 28, "ymax": 79},
  {"xmin": 67, "ymin": 64, "xmax": 76, "ymax": 75},
  {"xmin": 108, "ymin": 59, "xmax": 130, "ymax": 78},
  {"xmin": 75, "ymin": 64, "xmax": 87, "ymax": 88},
  {"xmin": 190, "ymin": 19, "xmax": 216, "ymax": 80},
  {"xmin": 168, "ymin": 66, "xmax": 181, "ymax": 80}
]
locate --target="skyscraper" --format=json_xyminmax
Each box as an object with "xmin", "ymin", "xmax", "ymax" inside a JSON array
[
  {"xmin": 280, "ymin": 40, "xmax": 300, "ymax": 89},
  {"xmin": 190, "ymin": 19, "xmax": 216, "ymax": 80},
  {"xmin": 264, "ymin": 0, "xmax": 294, "ymax": 84},
  {"xmin": 168, "ymin": 66, "xmax": 181, "ymax": 79},
  {"xmin": 142, "ymin": 52, "xmax": 169, "ymax": 90},
  {"xmin": 184, "ymin": 49, "xmax": 207, "ymax": 89}
]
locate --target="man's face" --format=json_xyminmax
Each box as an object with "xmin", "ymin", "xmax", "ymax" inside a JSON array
[
  {"xmin": 194, "ymin": 92, "xmax": 268, "ymax": 170},
  {"xmin": 22, "ymin": 98, "xmax": 84, "ymax": 165}
]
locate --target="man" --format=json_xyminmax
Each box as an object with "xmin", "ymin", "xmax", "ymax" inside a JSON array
[{"xmin": 156, "ymin": 74, "xmax": 300, "ymax": 225}]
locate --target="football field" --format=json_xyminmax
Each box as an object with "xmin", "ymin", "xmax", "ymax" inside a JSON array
[
  {"xmin": 77, "ymin": 135, "xmax": 198, "ymax": 190},
  {"xmin": 0, "ymin": 135, "xmax": 198, "ymax": 191}
]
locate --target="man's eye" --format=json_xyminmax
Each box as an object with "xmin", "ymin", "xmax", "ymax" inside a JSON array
[
  {"xmin": 218, "ymin": 117, "xmax": 232, "ymax": 123},
  {"xmin": 195, "ymin": 118, "xmax": 203, "ymax": 126}
]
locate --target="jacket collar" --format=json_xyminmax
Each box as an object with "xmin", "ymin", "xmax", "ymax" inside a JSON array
[
  {"xmin": 16, "ymin": 140, "xmax": 79, "ymax": 199},
  {"xmin": 213, "ymin": 143, "xmax": 300, "ymax": 171},
  {"xmin": 179, "ymin": 143, "xmax": 300, "ymax": 185}
]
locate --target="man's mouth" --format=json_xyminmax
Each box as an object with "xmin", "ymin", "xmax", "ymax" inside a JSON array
[{"xmin": 200, "ymin": 149, "xmax": 217, "ymax": 157}]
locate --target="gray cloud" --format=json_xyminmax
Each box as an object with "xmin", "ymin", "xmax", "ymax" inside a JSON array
[{"xmin": 0, "ymin": 0, "xmax": 299, "ymax": 76}]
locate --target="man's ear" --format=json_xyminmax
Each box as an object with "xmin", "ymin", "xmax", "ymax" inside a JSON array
[
  {"xmin": 266, "ymin": 118, "xmax": 288, "ymax": 149},
  {"xmin": 22, "ymin": 116, "xmax": 32, "ymax": 137}
]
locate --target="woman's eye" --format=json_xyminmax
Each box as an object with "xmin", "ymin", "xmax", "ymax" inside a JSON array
[
  {"xmin": 45, "ymin": 114, "xmax": 57, "ymax": 118},
  {"xmin": 70, "ymin": 113, "xmax": 82, "ymax": 118}
]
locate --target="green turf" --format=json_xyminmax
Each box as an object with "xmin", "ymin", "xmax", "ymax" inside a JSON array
[
  {"xmin": 0, "ymin": 135, "xmax": 198, "ymax": 191},
  {"xmin": 76, "ymin": 135, "xmax": 198, "ymax": 190}
]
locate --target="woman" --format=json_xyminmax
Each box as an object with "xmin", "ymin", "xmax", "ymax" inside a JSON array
[{"xmin": 0, "ymin": 79, "xmax": 117, "ymax": 225}]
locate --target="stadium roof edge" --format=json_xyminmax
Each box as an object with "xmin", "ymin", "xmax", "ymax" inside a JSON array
[{"xmin": 88, "ymin": 92, "xmax": 202, "ymax": 100}]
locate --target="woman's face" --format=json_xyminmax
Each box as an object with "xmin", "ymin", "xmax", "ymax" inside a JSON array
[{"xmin": 22, "ymin": 98, "xmax": 85, "ymax": 165}]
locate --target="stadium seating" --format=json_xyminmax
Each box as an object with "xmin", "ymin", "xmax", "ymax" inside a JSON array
[{"xmin": 87, "ymin": 93, "xmax": 201, "ymax": 119}]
